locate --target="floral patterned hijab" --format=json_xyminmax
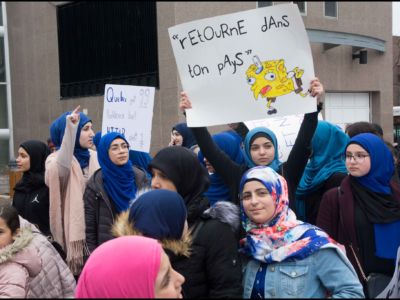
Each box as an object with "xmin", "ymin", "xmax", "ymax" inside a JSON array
[{"xmin": 239, "ymin": 166, "xmax": 344, "ymax": 263}]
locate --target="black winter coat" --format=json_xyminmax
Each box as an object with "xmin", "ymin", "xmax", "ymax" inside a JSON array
[
  {"xmin": 303, "ymin": 172, "xmax": 346, "ymax": 225},
  {"xmin": 13, "ymin": 186, "xmax": 50, "ymax": 235},
  {"xmin": 83, "ymin": 166, "xmax": 149, "ymax": 253},
  {"xmin": 172, "ymin": 200, "xmax": 243, "ymax": 298}
]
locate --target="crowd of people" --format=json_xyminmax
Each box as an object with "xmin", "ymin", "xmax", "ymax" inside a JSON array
[{"xmin": 1, "ymin": 76, "xmax": 400, "ymax": 298}]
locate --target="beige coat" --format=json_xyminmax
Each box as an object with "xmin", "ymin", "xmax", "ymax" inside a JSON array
[{"xmin": 45, "ymin": 117, "xmax": 100, "ymax": 275}]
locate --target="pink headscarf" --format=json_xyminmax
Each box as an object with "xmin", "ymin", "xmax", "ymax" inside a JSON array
[{"xmin": 75, "ymin": 236, "xmax": 162, "ymax": 298}]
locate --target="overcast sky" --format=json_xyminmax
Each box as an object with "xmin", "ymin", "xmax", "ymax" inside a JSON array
[{"xmin": 394, "ymin": 2, "xmax": 400, "ymax": 36}]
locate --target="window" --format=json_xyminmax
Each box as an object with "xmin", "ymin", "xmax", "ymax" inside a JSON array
[
  {"xmin": 324, "ymin": 1, "xmax": 337, "ymax": 18},
  {"xmin": 258, "ymin": 2, "xmax": 273, "ymax": 8},
  {"xmin": 57, "ymin": 2, "xmax": 159, "ymax": 99}
]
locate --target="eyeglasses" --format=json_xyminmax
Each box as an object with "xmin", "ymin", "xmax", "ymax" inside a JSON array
[{"xmin": 343, "ymin": 153, "xmax": 369, "ymax": 163}]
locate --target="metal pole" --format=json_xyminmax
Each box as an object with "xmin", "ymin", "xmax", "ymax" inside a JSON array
[{"xmin": 2, "ymin": 2, "xmax": 14, "ymax": 160}]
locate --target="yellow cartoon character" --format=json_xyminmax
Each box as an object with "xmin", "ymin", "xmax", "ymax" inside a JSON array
[{"xmin": 246, "ymin": 55, "xmax": 308, "ymax": 115}]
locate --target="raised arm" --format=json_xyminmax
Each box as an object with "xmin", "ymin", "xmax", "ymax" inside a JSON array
[
  {"xmin": 179, "ymin": 92, "xmax": 246, "ymax": 202},
  {"xmin": 283, "ymin": 78, "xmax": 324, "ymax": 192},
  {"xmin": 56, "ymin": 106, "xmax": 80, "ymax": 185}
]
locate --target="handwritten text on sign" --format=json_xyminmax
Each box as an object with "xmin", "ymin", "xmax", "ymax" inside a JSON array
[
  {"xmin": 169, "ymin": 4, "xmax": 316, "ymax": 127},
  {"xmin": 101, "ymin": 84, "xmax": 155, "ymax": 152},
  {"xmin": 245, "ymin": 113, "xmax": 323, "ymax": 162}
]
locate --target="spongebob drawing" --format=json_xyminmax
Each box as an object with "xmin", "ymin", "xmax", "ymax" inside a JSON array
[{"xmin": 246, "ymin": 55, "xmax": 308, "ymax": 115}]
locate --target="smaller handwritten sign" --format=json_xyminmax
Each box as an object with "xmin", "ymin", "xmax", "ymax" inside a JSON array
[
  {"xmin": 101, "ymin": 84, "xmax": 155, "ymax": 152},
  {"xmin": 244, "ymin": 113, "xmax": 323, "ymax": 162}
]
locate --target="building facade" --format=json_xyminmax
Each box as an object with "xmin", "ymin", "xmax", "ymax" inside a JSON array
[{"xmin": 0, "ymin": 1, "xmax": 394, "ymax": 168}]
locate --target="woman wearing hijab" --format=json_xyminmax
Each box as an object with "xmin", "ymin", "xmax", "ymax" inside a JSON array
[
  {"xmin": 317, "ymin": 133, "xmax": 400, "ymax": 295},
  {"xmin": 179, "ymin": 78, "xmax": 324, "ymax": 210},
  {"xmin": 75, "ymin": 236, "xmax": 185, "ymax": 298},
  {"xmin": 83, "ymin": 132, "xmax": 149, "ymax": 253},
  {"xmin": 148, "ymin": 146, "xmax": 243, "ymax": 298},
  {"xmin": 94, "ymin": 130, "xmax": 152, "ymax": 179},
  {"xmin": 169, "ymin": 122, "xmax": 199, "ymax": 153},
  {"xmin": 112, "ymin": 189, "xmax": 191, "ymax": 281},
  {"xmin": 295, "ymin": 121, "xmax": 349, "ymax": 224},
  {"xmin": 198, "ymin": 131, "xmax": 245, "ymax": 206},
  {"xmin": 239, "ymin": 166, "xmax": 364, "ymax": 298},
  {"xmin": 13, "ymin": 140, "xmax": 51, "ymax": 236},
  {"xmin": 45, "ymin": 106, "xmax": 100, "ymax": 275}
]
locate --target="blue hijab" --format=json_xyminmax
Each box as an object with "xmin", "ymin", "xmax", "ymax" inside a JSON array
[
  {"xmin": 93, "ymin": 131, "xmax": 102, "ymax": 149},
  {"xmin": 95, "ymin": 130, "xmax": 152, "ymax": 178},
  {"xmin": 50, "ymin": 111, "xmax": 91, "ymax": 169},
  {"xmin": 297, "ymin": 121, "xmax": 349, "ymax": 195},
  {"xmin": 349, "ymin": 133, "xmax": 394, "ymax": 194},
  {"xmin": 129, "ymin": 189, "xmax": 187, "ymax": 240},
  {"xmin": 129, "ymin": 150, "xmax": 152, "ymax": 174},
  {"xmin": 98, "ymin": 132, "xmax": 136, "ymax": 213},
  {"xmin": 349, "ymin": 133, "xmax": 400, "ymax": 259},
  {"xmin": 198, "ymin": 132, "xmax": 245, "ymax": 206},
  {"xmin": 243, "ymin": 127, "xmax": 281, "ymax": 171},
  {"xmin": 173, "ymin": 122, "xmax": 197, "ymax": 149}
]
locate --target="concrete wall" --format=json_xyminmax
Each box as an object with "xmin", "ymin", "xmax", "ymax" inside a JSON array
[
  {"xmin": 394, "ymin": 36, "xmax": 400, "ymax": 107},
  {"xmin": 6, "ymin": 1, "xmax": 394, "ymax": 157}
]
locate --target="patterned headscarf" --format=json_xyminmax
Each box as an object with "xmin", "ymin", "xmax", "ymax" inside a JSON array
[{"xmin": 239, "ymin": 166, "xmax": 343, "ymax": 263}]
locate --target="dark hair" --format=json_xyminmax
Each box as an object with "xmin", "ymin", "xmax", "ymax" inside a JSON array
[
  {"xmin": 0, "ymin": 202, "xmax": 20, "ymax": 234},
  {"xmin": 371, "ymin": 123, "xmax": 384, "ymax": 137},
  {"xmin": 345, "ymin": 121, "xmax": 379, "ymax": 138}
]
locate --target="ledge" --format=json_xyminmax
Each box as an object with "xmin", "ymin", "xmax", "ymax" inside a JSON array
[{"xmin": 307, "ymin": 29, "xmax": 386, "ymax": 52}]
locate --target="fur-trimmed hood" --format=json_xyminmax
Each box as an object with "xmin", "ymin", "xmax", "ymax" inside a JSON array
[
  {"xmin": 202, "ymin": 201, "xmax": 240, "ymax": 233},
  {"xmin": 0, "ymin": 227, "xmax": 41, "ymax": 278},
  {"xmin": 112, "ymin": 211, "xmax": 192, "ymax": 257}
]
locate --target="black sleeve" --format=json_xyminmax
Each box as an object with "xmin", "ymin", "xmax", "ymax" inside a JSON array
[
  {"xmin": 202, "ymin": 221, "xmax": 243, "ymax": 298},
  {"xmin": 190, "ymin": 127, "xmax": 245, "ymax": 201},
  {"xmin": 283, "ymin": 104, "xmax": 321, "ymax": 199},
  {"xmin": 83, "ymin": 181, "xmax": 98, "ymax": 254},
  {"xmin": 234, "ymin": 122, "xmax": 249, "ymax": 141}
]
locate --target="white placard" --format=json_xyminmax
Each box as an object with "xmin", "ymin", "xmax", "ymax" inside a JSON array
[
  {"xmin": 245, "ymin": 113, "xmax": 323, "ymax": 162},
  {"xmin": 377, "ymin": 246, "xmax": 400, "ymax": 298},
  {"xmin": 169, "ymin": 4, "xmax": 316, "ymax": 127},
  {"xmin": 101, "ymin": 84, "xmax": 155, "ymax": 152}
]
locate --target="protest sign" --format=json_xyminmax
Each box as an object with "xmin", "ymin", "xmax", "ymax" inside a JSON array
[
  {"xmin": 169, "ymin": 3, "xmax": 316, "ymax": 127},
  {"xmin": 101, "ymin": 84, "xmax": 155, "ymax": 152},
  {"xmin": 245, "ymin": 113, "xmax": 323, "ymax": 162}
]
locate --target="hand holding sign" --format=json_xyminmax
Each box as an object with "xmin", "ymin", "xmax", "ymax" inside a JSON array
[
  {"xmin": 169, "ymin": 3, "xmax": 316, "ymax": 127},
  {"xmin": 179, "ymin": 91, "xmax": 192, "ymax": 113}
]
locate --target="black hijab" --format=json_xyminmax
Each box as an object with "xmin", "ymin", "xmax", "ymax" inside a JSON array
[
  {"xmin": 14, "ymin": 140, "xmax": 50, "ymax": 193},
  {"xmin": 149, "ymin": 147, "xmax": 210, "ymax": 226}
]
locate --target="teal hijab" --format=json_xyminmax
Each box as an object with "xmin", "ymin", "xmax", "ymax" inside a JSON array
[
  {"xmin": 296, "ymin": 121, "xmax": 349, "ymax": 196},
  {"xmin": 243, "ymin": 127, "xmax": 281, "ymax": 172}
]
